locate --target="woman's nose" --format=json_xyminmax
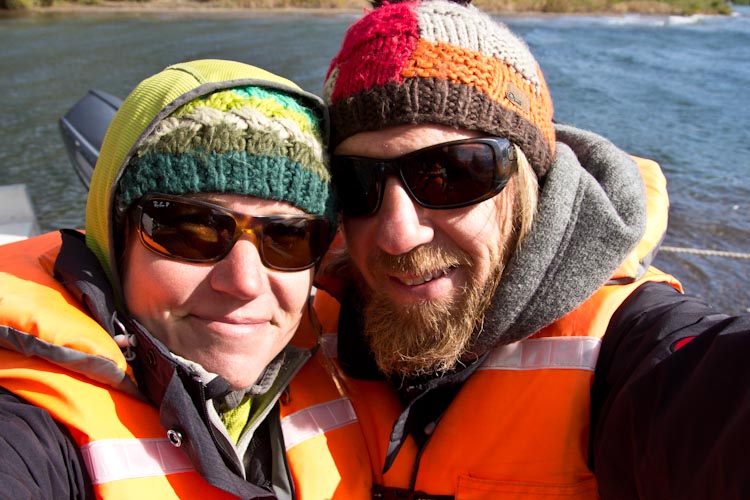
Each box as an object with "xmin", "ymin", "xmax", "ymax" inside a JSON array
[{"xmin": 209, "ymin": 234, "xmax": 267, "ymax": 299}]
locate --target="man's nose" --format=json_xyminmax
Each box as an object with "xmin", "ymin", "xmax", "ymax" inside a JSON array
[{"xmin": 373, "ymin": 177, "xmax": 435, "ymax": 255}]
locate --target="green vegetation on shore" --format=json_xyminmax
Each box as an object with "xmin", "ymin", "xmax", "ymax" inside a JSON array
[{"xmin": 0, "ymin": 0, "xmax": 737, "ymax": 18}]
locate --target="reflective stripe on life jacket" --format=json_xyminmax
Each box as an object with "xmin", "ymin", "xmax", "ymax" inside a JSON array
[
  {"xmin": 480, "ymin": 336, "xmax": 601, "ymax": 371},
  {"xmin": 281, "ymin": 397, "xmax": 357, "ymax": 450},
  {"xmin": 80, "ymin": 437, "xmax": 194, "ymax": 485}
]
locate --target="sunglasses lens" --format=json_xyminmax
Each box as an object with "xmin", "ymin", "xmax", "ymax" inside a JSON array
[
  {"xmin": 403, "ymin": 141, "xmax": 500, "ymax": 207},
  {"xmin": 332, "ymin": 138, "xmax": 514, "ymax": 216},
  {"xmin": 139, "ymin": 198, "xmax": 236, "ymax": 262},
  {"xmin": 331, "ymin": 158, "xmax": 382, "ymax": 217},
  {"xmin": 137, "ymin": 195, "xmax": 330, "ymax": 270},
  {"xmin": 261, "ymin": 218, "xmax": 330, "ymax": 270}
]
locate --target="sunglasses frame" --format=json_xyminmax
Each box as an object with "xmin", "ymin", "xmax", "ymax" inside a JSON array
[
  {"xmin": 331, "ymin": 136, "xmax": 518, "ymax": 217},
  {"xmin": 133, "ymin": 193, "xmax": 331, "ymax": 271}
]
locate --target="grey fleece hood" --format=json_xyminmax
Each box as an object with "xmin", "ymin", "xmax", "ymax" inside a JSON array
[{"xmin": 469, "ymin": 124, "xmax": 648, "ymax": 354}]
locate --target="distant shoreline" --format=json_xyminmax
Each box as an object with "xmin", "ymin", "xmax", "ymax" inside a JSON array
[
  {"xmin": 5, "ymin": 0, "xmax": 735, "ymax": 16},
  {"xmin": 4, "ymin": 0, "xmax": 347, "ymax": 15}
]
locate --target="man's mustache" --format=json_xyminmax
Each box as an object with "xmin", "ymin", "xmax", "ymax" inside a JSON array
[{"xmin": 366, "ymin": 245, "xmax": 472, "ymax": 277}]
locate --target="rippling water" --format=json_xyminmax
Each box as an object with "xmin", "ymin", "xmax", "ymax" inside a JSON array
[{"xmin": 1, "ymin": 8, "xmax": 748, "ymax": 314}]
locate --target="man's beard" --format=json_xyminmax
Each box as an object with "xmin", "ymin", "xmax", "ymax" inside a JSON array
[{"xmin": 359, "ymin": 245, "xmax": 504, "ymax": 379}]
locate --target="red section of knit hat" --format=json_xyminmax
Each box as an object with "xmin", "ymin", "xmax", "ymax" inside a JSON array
[{"xmin": 327, "ymin": 2, "xmax": 420, "ymax": 103}]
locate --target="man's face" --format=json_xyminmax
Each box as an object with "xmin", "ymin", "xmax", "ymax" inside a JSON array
[
  {"xmin": 334, "ymin": 124, "xmax": 518, "ymax": 377},
  {"xmin": 122, "ymin": 194, "xmax": 314, "ymax": 390}
]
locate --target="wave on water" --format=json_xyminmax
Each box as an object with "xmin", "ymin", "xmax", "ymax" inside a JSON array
[
  {"xmin": 604, "ymin": 13, "xmax": 725, "ymax": 26},
  {"xmin": 508, "ymin": 6, "xmax": 750, "ymax": 28}
]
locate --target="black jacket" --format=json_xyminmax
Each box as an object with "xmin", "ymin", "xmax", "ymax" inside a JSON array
[
  {"xmin": 0, "ymin": 387, "xmax": 93, "ymax": 500},
  {"xmin": 591, "ymin": 281, "xmax": 750, "ymax": 499}
]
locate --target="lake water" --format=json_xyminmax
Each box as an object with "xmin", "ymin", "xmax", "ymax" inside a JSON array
[{"xmin": 1, "ymin": 7, "xmax": 748, "ymax": 314}]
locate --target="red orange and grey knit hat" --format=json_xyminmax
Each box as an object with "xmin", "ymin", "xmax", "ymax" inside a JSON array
[{"xmin": 323, "ymin": 0, "xmax": 556, "ymax": 177}]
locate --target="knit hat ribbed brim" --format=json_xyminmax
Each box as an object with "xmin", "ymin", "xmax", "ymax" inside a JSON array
[{"xmin": 323, "ymin": 0, "xmax": 556, "ymax": 177}]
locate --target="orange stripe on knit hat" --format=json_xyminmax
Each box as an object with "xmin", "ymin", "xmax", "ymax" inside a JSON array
[{"xmin": 323, "ymin": 0, "xmax": 556, "ymax": 177}]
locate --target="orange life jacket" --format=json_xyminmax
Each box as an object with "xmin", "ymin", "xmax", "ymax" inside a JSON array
[
  {"xmin": 0, "ymin": 231, "xmax": 371, "ymax": 499},
  {"xmin": 311, "ymin": 156, "xmax": 683, "ymax": 499}
]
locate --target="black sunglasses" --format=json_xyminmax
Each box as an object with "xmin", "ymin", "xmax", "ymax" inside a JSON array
[
  {"xmin": 133, "ymin": 193, "xmax": 332, "ymax": 271},
  {"xmin": 331, "ymin": 137, "xmax": 517, "ymax": 217}
]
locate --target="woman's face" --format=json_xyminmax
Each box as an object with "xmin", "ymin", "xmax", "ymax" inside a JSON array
[{"xmin": 121, "ymin": 193, "xmax": 314, "ymax": 390}]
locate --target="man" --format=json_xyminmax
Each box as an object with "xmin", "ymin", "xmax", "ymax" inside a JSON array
[{"xmin": 314, "ymin": 0, "xmax": 750, "ymax": 498}]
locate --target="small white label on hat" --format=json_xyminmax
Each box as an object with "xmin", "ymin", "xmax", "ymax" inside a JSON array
[{"xmin": 505, "ymin": 82, "xmax": 530, "ymax": 114}]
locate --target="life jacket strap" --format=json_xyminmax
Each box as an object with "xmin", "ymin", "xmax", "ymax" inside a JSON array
[{"xmin": 372, "ymin": 485, "xmax": 453, "ymax": 500}]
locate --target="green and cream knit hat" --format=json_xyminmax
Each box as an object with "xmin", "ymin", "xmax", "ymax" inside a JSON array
[
  {"xmin": 323, "ymin": 0, "xmax": 556, "ymax": 177},
  {"xmin": 117, "ymin": 77, "xmax": 331, "ymax": 221},
  {"xmin": 86, "ymin": 60, "xmax": 331, "ymax": 291}
]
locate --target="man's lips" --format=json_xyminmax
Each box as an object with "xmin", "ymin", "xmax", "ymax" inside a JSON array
[{"xmin": 393, "ymin": 266, "xmax": 455, "ymax": 286}]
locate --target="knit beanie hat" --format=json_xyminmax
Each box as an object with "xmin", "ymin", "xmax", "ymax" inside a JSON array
[
  {"xmin": 323, "ymin": 0, "xmax": 556, "ymax": 177},
  {"xmin": 116, "ymin": 85, "xmax": 333, "ymax": 224}
]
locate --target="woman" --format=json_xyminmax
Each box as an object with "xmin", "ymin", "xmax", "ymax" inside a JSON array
[{"xmin": 0, "ymin": 59, "xmax": 370, "ymax": 499}]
